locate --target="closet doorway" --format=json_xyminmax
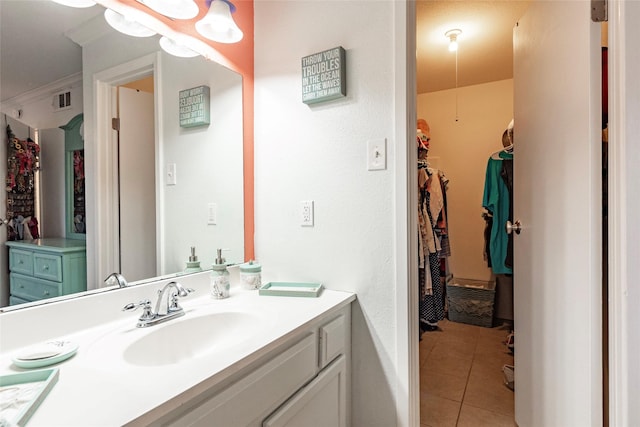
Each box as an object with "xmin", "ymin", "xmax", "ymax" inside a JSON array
[{"xmin": 415, "ymin": 1, "xmax": 605, "ymax": 426}]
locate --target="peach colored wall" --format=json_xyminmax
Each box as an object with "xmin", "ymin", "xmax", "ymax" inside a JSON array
[{"xmin": 417, "ymin": 79, "xmax": 513, "ymax": 281}]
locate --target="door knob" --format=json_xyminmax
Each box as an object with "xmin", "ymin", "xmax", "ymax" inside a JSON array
[{"xmin": 506, "ymin": 220, "xmax": 522, "ymax": 235}]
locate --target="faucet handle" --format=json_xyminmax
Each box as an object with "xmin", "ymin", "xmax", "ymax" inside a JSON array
[
  {"xmin": 168, "ymin": 288, "xmax": 195, "ymax": 313},
  {"xmin": 123, "ymin": 299, "xmax": 154, "ymax": 321}
]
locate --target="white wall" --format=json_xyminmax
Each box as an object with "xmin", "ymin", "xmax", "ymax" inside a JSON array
[
  {"xmin": 254, "ymin": 1, "xmax": 399, "ymax": 425},
  {"xmin": 160, "ymin": 55, "xmax": 244, "ymax": 272},
  {"xmin": 418, "ymin": 79, "xmax": 513, "ymax": 281}
]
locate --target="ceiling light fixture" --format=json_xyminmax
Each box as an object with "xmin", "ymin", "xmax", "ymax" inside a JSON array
[
  {"xmin": 159, "ymin": 36, "xmax": 200, "ymax": 57},
  {"xmin": 104, "ymin": 8, "xmax": 157, "ymax": 37},
  {"xmin": 139, "ymin": 0, "xmax": 199, "ymax": 20},
  {"xmin": 51, "ymin": 0, "xmax": 97, "ymax": 7},
  {"xmin": 195, "ymin": 0, "xmax": 243, "ymax": 44},
  {"xmin": 445, "ymin": 29, "xmax": 462, "ymax": 52}
]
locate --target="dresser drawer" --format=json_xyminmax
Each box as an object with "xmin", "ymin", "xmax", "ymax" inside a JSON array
[
  {"xmin": 10, "ymin": 273, "xmax": 60, "ymax": 301},
  {"xmin": 33, "ymin": 253, "xmax": 63, "ymax": 282},
  {"xmin": 9, "ymin": 249, "xmax": 34, "ymax": 276},
  {"xmin": 9, "ymin": 295, "xmax": 31, "ymax": 306}
]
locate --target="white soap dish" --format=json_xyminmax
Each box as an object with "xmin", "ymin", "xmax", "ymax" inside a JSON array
[{"xmin": 12, "ymin": 341, "xmax": 79, "ymax": 369}]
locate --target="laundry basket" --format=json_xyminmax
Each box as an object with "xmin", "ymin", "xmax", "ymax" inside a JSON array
[{"xmin": 446, "ymin": 278, "xmax": 496, "ymax": 327}]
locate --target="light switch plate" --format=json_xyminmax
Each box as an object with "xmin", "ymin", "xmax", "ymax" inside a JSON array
[
  {"xmin": 166, "ymin": 163, "xmax": 177, "ymax": 185},
  {"xmin": 367, "ymin": 139, "xmax": 386, "ymax": 171}
]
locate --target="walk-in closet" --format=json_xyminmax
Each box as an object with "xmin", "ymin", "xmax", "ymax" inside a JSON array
[{"xmin": 415, "ymin": 2, "xmax": 609, "ymax": 426}]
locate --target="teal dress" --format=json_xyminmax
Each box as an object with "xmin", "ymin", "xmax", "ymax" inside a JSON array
[{"xmin": 482, "ymin": 152, "xmax": 513, "ymax": 275}]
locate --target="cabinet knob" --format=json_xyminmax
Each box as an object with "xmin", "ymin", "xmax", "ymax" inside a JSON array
[
  {"xmin": 43, "ymin": 265, "xmax": 49, "ymax": 271},
  {"xmin": 43, "ymin": 291, "xmax": 50, "ymax": 296}
]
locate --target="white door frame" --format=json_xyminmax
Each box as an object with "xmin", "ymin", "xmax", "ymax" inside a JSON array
[
  {"xmin": 607, "ymin": 0, "xmax": 636, "ymax": 424},
  {"xmin": 91, "ymin": 52, "xmax": 163, "ymax": 285},
  {"xmin": 396, "ymin": 1, "xmax": 418, "ymax": 426},
  {"xmin": 401, "ymin": 1, "xmax": 634, "ymax": 424}
]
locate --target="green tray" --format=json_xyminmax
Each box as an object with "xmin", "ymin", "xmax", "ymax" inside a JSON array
[
  {"xmin": 0, "ymin": 368, "xmax": 59, "ymax": 426},
  {"xmin": 259, "ymin": 282, "xmax": 323, "ymax": 297}
]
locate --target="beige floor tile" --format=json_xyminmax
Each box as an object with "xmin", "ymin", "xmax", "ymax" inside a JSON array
[
  {"xmin": 457, "ymin": 404, "xmax": 517, "ymax": 427},
  {"xmin": 423, "ymin": 349, "xmax": 473, "ymax": 379},
  {"xmin": 420, "ymin": 336, "xmax": 438, "ymax": 367},
  {"xmin": 432, "ymin": 338, "xmax": 477, "ymax": 361},
  {"xmin": 420, "ymin": 317, "xmax": 515, "ymax": 426},
  {"xmin": 420, "ymin": 393, "xmax": 461, "ymax": 427},
  {"xmin": 463, "ymin": 362, "xmax": 515, "ymax": 417},
  {"xmin": 420, "ymin": 369, "xmax": 468, "ymax": 402}
]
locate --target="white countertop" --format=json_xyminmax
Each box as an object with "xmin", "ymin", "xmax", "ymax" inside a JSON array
[{"xmin": 0, "ymin": 278, "xmax": 355, "ymax": 426}]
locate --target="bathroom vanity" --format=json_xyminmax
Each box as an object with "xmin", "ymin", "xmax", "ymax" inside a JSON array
[
  {"xmin": 0, "ymin": 273, "xmax": 355, "ymax": 426},
  {"xmin": 6, "ymin": 238, "xmax": 87, "ymax": 305}
]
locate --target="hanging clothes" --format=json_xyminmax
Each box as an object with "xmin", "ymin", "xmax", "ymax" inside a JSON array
[
  {"xmin": 418, "ymin": 163, "xmax": 449, "ymax": 329},
  {"xmin": 482, "ymin": 150, "xmax": 513, "ymax": 275}
]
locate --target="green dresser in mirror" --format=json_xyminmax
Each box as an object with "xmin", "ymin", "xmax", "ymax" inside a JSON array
[{"xmin": 7, "ymin": 238, "xmax": 87, "ymax": 305}]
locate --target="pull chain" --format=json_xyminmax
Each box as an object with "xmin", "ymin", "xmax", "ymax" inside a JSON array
[{"xmin": 455, "ymin": 47, "xmax": 459, "ymax": 122}]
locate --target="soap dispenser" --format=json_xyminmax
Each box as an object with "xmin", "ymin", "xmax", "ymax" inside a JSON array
[
  {"xmin": 210, "ymin": 248, "xmax": 230, "ymax": 299},
  {"xmin": 239, "ymin": 260, "xmax": 262, "ymax": 290},
  {"xmin": 183, "ymin": 247, "xmax": 202, "ymax": 274}
]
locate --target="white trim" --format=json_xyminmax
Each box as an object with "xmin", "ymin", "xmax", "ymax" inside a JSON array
[
  {"xmin": 395, "ymin": 1, "xmax": 418, "ymax": 426},
  {"xmin": 608, "ymin": 0, "xmax": 629, "ymax": 424},
  {"xmin": 91, "ymin": 52, "xmax": 161, "ymax": 284},
  {"xmin": 0, "ymin": 73, "xmax": 83, "ymax": 111},
  {"xmin": 154, "ymin": 56, "xmax": 165, "ymax": 276}
]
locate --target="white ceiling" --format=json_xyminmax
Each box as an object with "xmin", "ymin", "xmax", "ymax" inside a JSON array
[
  {"xmin": 0, "ymin": 1, "xmax": 531, "ymax": 103},
  {"xmin": 416, "ymin": 0, "xmax": 531, "ymax": 94},
  {"xmin": 0, "ymin": 0, "xmax": 103, "ymax": 102}
]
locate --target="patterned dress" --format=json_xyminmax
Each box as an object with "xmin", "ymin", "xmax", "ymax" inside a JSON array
[{"xmin": 418, "ymin": 170, "xmax": 445, "ymax": 326}]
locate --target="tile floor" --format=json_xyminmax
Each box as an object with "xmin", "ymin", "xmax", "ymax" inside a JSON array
[{"xmin": 420, "ymin": 319, "xmax": 516, "ymax": 427}]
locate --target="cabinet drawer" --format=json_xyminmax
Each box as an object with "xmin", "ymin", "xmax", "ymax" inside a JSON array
[
  {"xmin": 166, "ymin": 333, "xmax": 318, "ymax": 427},
  {"xmin": 33, "ymin": 253, "xmax": 63, "ymax": 282},
  {"xmin": 9, "ymin": 249, "xmax": 34, "ymax": 275},
  {"xmin": 319, "ymin": 314, "xmax": 346, "ymax": 369},
  {"xmin": 10, "ymin": 273, "xmax": 60, "ymax": 301}
]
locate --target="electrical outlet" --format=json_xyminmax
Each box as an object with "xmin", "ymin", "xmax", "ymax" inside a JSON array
[
  {"xmin": 300, "ymin": 200, "xmax": 314, "ymax": 226},
  {"xmin": 207, "ymin": 203, "xmax": 217, "ymax": 225}
]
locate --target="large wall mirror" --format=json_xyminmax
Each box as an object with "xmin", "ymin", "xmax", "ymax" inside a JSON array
[{"xmin": 0, "ymin": 0, "xmax": 245, "ymax": 310}]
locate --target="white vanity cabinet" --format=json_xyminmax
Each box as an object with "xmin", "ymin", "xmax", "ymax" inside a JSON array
[{"xmin": 153, "ymin": 305, "xmax": 351, "ymax": 427}]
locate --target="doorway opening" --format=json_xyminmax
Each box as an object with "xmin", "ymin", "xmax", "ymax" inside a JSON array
[
  {"xmin": 414, "ymin": 3, "xmax": 608, "ymax": 426},
  {"xmin": 92, "ymin": 53, "xmax": 161, "ymax": 287}
]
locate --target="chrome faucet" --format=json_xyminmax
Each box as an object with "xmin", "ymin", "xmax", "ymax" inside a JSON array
[
  {"xmin": 105, "ymin": 272, "xmax": 128, "ymax": 288},
  {"xmin": 123, "ymin": 281, "xmax": 195, "ymax": 328}
]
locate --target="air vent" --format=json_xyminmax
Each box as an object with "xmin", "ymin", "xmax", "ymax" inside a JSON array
[{"xmin": 52, "ymin": 90, "xmax": 72, "ymax": 111}]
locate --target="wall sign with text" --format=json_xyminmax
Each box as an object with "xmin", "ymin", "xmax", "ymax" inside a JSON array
[
  {"xmin": 301, "ymin": 47, "xmax": 346, "ymax": 105},
  {"xmin": 179, "ymin": 85, "xmax": 210, "ymax": 128}
]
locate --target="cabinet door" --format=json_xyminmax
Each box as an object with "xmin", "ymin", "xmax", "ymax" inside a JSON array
[
  {"xmin": 164, "ymin": 333, "xmax": 317, "ymax": 427},
  {"xmin": 263, "ymin": 355, "xmax": 347, "ymax": 427}
]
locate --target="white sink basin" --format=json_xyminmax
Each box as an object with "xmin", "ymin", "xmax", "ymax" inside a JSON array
[
  {"xmin": 123, "ymin": 312, "xmax": 260, "ymax": 366},
  {"xmin": 85, "ymin": 304, "xmax": 270, "ymax": 368}
]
